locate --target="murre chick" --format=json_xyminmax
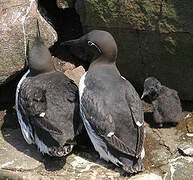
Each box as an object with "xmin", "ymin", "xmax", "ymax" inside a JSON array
[
  {"xmin": 141, "ymin": 77, "xmax": 182, "ymax": 127},
  {"xmin": 15, "ymin": 21, "xmax": 82, "ymax": 157},
  {"xmin": 61, "ymin": 30, "xmax": 145, "ymax": 173}
]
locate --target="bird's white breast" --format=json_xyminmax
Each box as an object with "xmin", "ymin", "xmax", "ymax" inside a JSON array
[
  {"xmin": 79, "ymin": 72, "xmax": 87, "ymax": 101},
  {"xmin": 16, "ymin": 70, "xmax": 34, "ymax": 144},
  {"xmin": 78, "ymin": 72, "xmax": 122, "ymax": 166}
]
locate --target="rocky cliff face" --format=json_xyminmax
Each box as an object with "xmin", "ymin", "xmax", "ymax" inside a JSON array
[
  {"xmin": 75, "ymin": 0, "xmax": 193, "ymax": 101},
  {"xmin": 0, "ymin": 0, "xmax": 83, "ymax": 108},
  {"xmin": 0, "ymin": 0, "xmax": 57, "ymax": 108},
  {"xmin": 1, "ymin": 0, "xmax": 193, "ymax": 102},
  {"xmin": 0, "ymin": 0, "xmax": 57, "ymax": 84},
  {"xmin": 0, "ymin": 0, "xmax": 193, "ymax": 179}
]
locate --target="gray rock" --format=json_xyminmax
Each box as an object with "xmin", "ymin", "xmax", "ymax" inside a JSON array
[
  {"xmin": 64, "ymin": 66, "xmax": 85, "ymax": 86},
  {"xmin": 178, "ymin": 142, "xmax": 193, "ymax": 156},
  {"xmin": 161, "ymin": 156, "xmax": 193, "ymax": 180},
  {"xmin": 75, "ymin": 0, "xmax": 193, "ymax": 101},
  {"xmin": 0, "ymin": 129, "xmax": 42, "ymax": 170},
  {"xmin": 0, "ymin": 0, "xmax": 57, "ymax": 85}
]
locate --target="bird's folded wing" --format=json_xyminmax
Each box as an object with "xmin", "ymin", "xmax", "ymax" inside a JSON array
[
  {"xmin": 125, "ymin": 81, "xmax": 144, "ymax": 127},
  {"xmin": 125, "ymin": 80, "xmax": 145, "ymax": 157},
  {"xmin": 81, "ymin": 91, "xmax": 137, "ymax": 157},
  {"xmin": 31, "ymin": 116, "xmax": 63, "ymax": 135},
  {"xmin": 20, "ymin": 86, "xmax": 63, "ymax": 135}
]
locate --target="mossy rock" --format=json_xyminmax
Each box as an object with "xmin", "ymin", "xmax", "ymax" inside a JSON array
[
  {"xmin": 0, "ymin": 0, "xmax": 57, "ymax": 85},
  {"xmin": 75, "ymin": 0, "xmax": 193, "ymax": 100}
]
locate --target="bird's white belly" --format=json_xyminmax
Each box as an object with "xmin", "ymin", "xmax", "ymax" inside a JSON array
[
  {"xmin": 15, "ymin": 70, "xmax": 34, "ymax": 144},
  {"xmin": 16, "ymin": 70, "xmax": 52, "ymax": 155}
]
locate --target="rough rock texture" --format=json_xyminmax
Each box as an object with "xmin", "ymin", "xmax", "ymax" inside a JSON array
[
  {"xmin": 178, "ymin": 142, "xmax": 193, "ymax": 157},
  {"xmin": 64, "ymin": 66, "xmax": 85, "ymax": 86},
  {"xmin": 0, "ymin": 97, "xmax": 193, "ymax": 179},
  {"xmin": 0, "ymin": 0, "xmax": 193, "ymax": 179},
  {"xmin": 0, "ymin": 0, "xmax": 57, "ymax": 85},
  {"xmin": 75, "ymin": 0, "xmax": 193, "ymax": 101},
  {"xmin": 0, "ymin": 129, "xmax": 42, "ymax": 170}
]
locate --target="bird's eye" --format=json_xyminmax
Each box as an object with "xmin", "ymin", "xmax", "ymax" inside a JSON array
[{"xmin": 88, "ymin": 41, "xmax": 93, "ymax": 46}]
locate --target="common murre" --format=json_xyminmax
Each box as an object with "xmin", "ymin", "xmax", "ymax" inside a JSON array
[
  {"xmin": 61, "ymin": 30, "xmax": 145, "ymax": 173},
  {"xmin": 16, "ymin": 20, "xmax": 82, "ymax": 157}
]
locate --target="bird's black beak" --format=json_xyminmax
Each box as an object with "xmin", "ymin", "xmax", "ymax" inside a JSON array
[{"xmin": 60, "ymin": 39, "xmax": 81, "ymax": 47}]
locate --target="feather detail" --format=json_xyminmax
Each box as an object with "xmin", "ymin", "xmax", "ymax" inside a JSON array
[{"xmin": 106, "ymin": 134, "xmax": 136, "ymax": 157}]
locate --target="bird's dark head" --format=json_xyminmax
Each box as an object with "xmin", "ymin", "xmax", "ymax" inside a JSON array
[
  {"xmin": 141, "ymin": 77, "xmax": 162, "ymax": 101},
  {"xmin": 29, "ymin": 20, "xmax": 55, "ymax": 76},
  {"xmin": 61, "ymin": 30, "xmax": 117, "ymax": 64}
]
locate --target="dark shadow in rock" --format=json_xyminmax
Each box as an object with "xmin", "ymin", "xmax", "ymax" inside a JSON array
[
  {"xmin": 50, "ymin": 42, "xmax": 90, "ymax": 70},
  {"xmin": 74, "ymin": 124, "xmax": 93, "ymax": 152},
  {"xmin": 0, "ymin": 68, "xmax": 27, "ymax": 110},
  {"xmin": 181, "ymin": 100, "xmax": 193, "ymax": 112},
  {"xmin": 37, "ymin": 0, "xmax": 82, "ymax": 42},
  {"xmin": 145, "ymin": 111, "xmax": 169, "ymax": 128},
  {"xmin": 43, "ymin": 154, "xmax": 66, "ymax": 171},
  {"xmin": 73, "ymin": 124, "xmax": 95, "ymax": 161},
  {"xmin": 37, "ymin": 0, "xmax": 90, "ymax": 70},
  {"xmin": 2, "ymin": 128, "xmax": 44, "ymax": 163},
  {"xmin": 2, "ymin": 107, "xmax": 20, "ymax": 129},
  {"xmin": 144, "ymin": 112, "xmax": 154, "ymax": 127},
  {"xmin": 157, "ymin": 122, "xmax": 178, "ymax": 128}
]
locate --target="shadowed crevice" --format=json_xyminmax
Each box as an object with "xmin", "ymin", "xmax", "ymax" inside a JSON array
[
  {"xmin": 0, "ymin": 68, "xmax": 27, "ymax": 110},
  {"xmin": 37, "ymin": 0, "xmax": 89, "ymax": 69}
]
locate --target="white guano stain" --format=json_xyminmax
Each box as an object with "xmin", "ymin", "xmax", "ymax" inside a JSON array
[
  {"xmin": 186, "ymin": 133, "xmax": 193, "ymax": 137},
  {"xmin": 182, "ymin": 147, "xmax": 193, "ymax": 156},
  {"xmin": 71, "ymin": 156, "xmax": 88, "ymax": 167},
  {"xmin": 163, "ymin": 172, "xmax": 168, "ymax": 180},
  {"xmin": 185, "ymin": 113, "xmax": 191, "ymax": 119},
  {"xmin": 170, "ymin": 164, "xmax": 175, "ymax": 180},
  {"xmin": 0, "ymin": 160, "xmax": 14, "ymax": 169},
  {"xmin": 141, "ymin": 147, "xmax": 145, "ymax": 159},
  {"xmin": 130, "ymin": 173, "xmax": 162, "ymax": 180}
]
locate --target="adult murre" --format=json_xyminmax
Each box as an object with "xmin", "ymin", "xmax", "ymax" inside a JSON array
[
  {"xmin": 15, "ymin": 20, "xmax": 82, "ymax": 157},
  {"xmin": 61, "ymin": 30, "xmax": 145, "ymax": 173}
]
